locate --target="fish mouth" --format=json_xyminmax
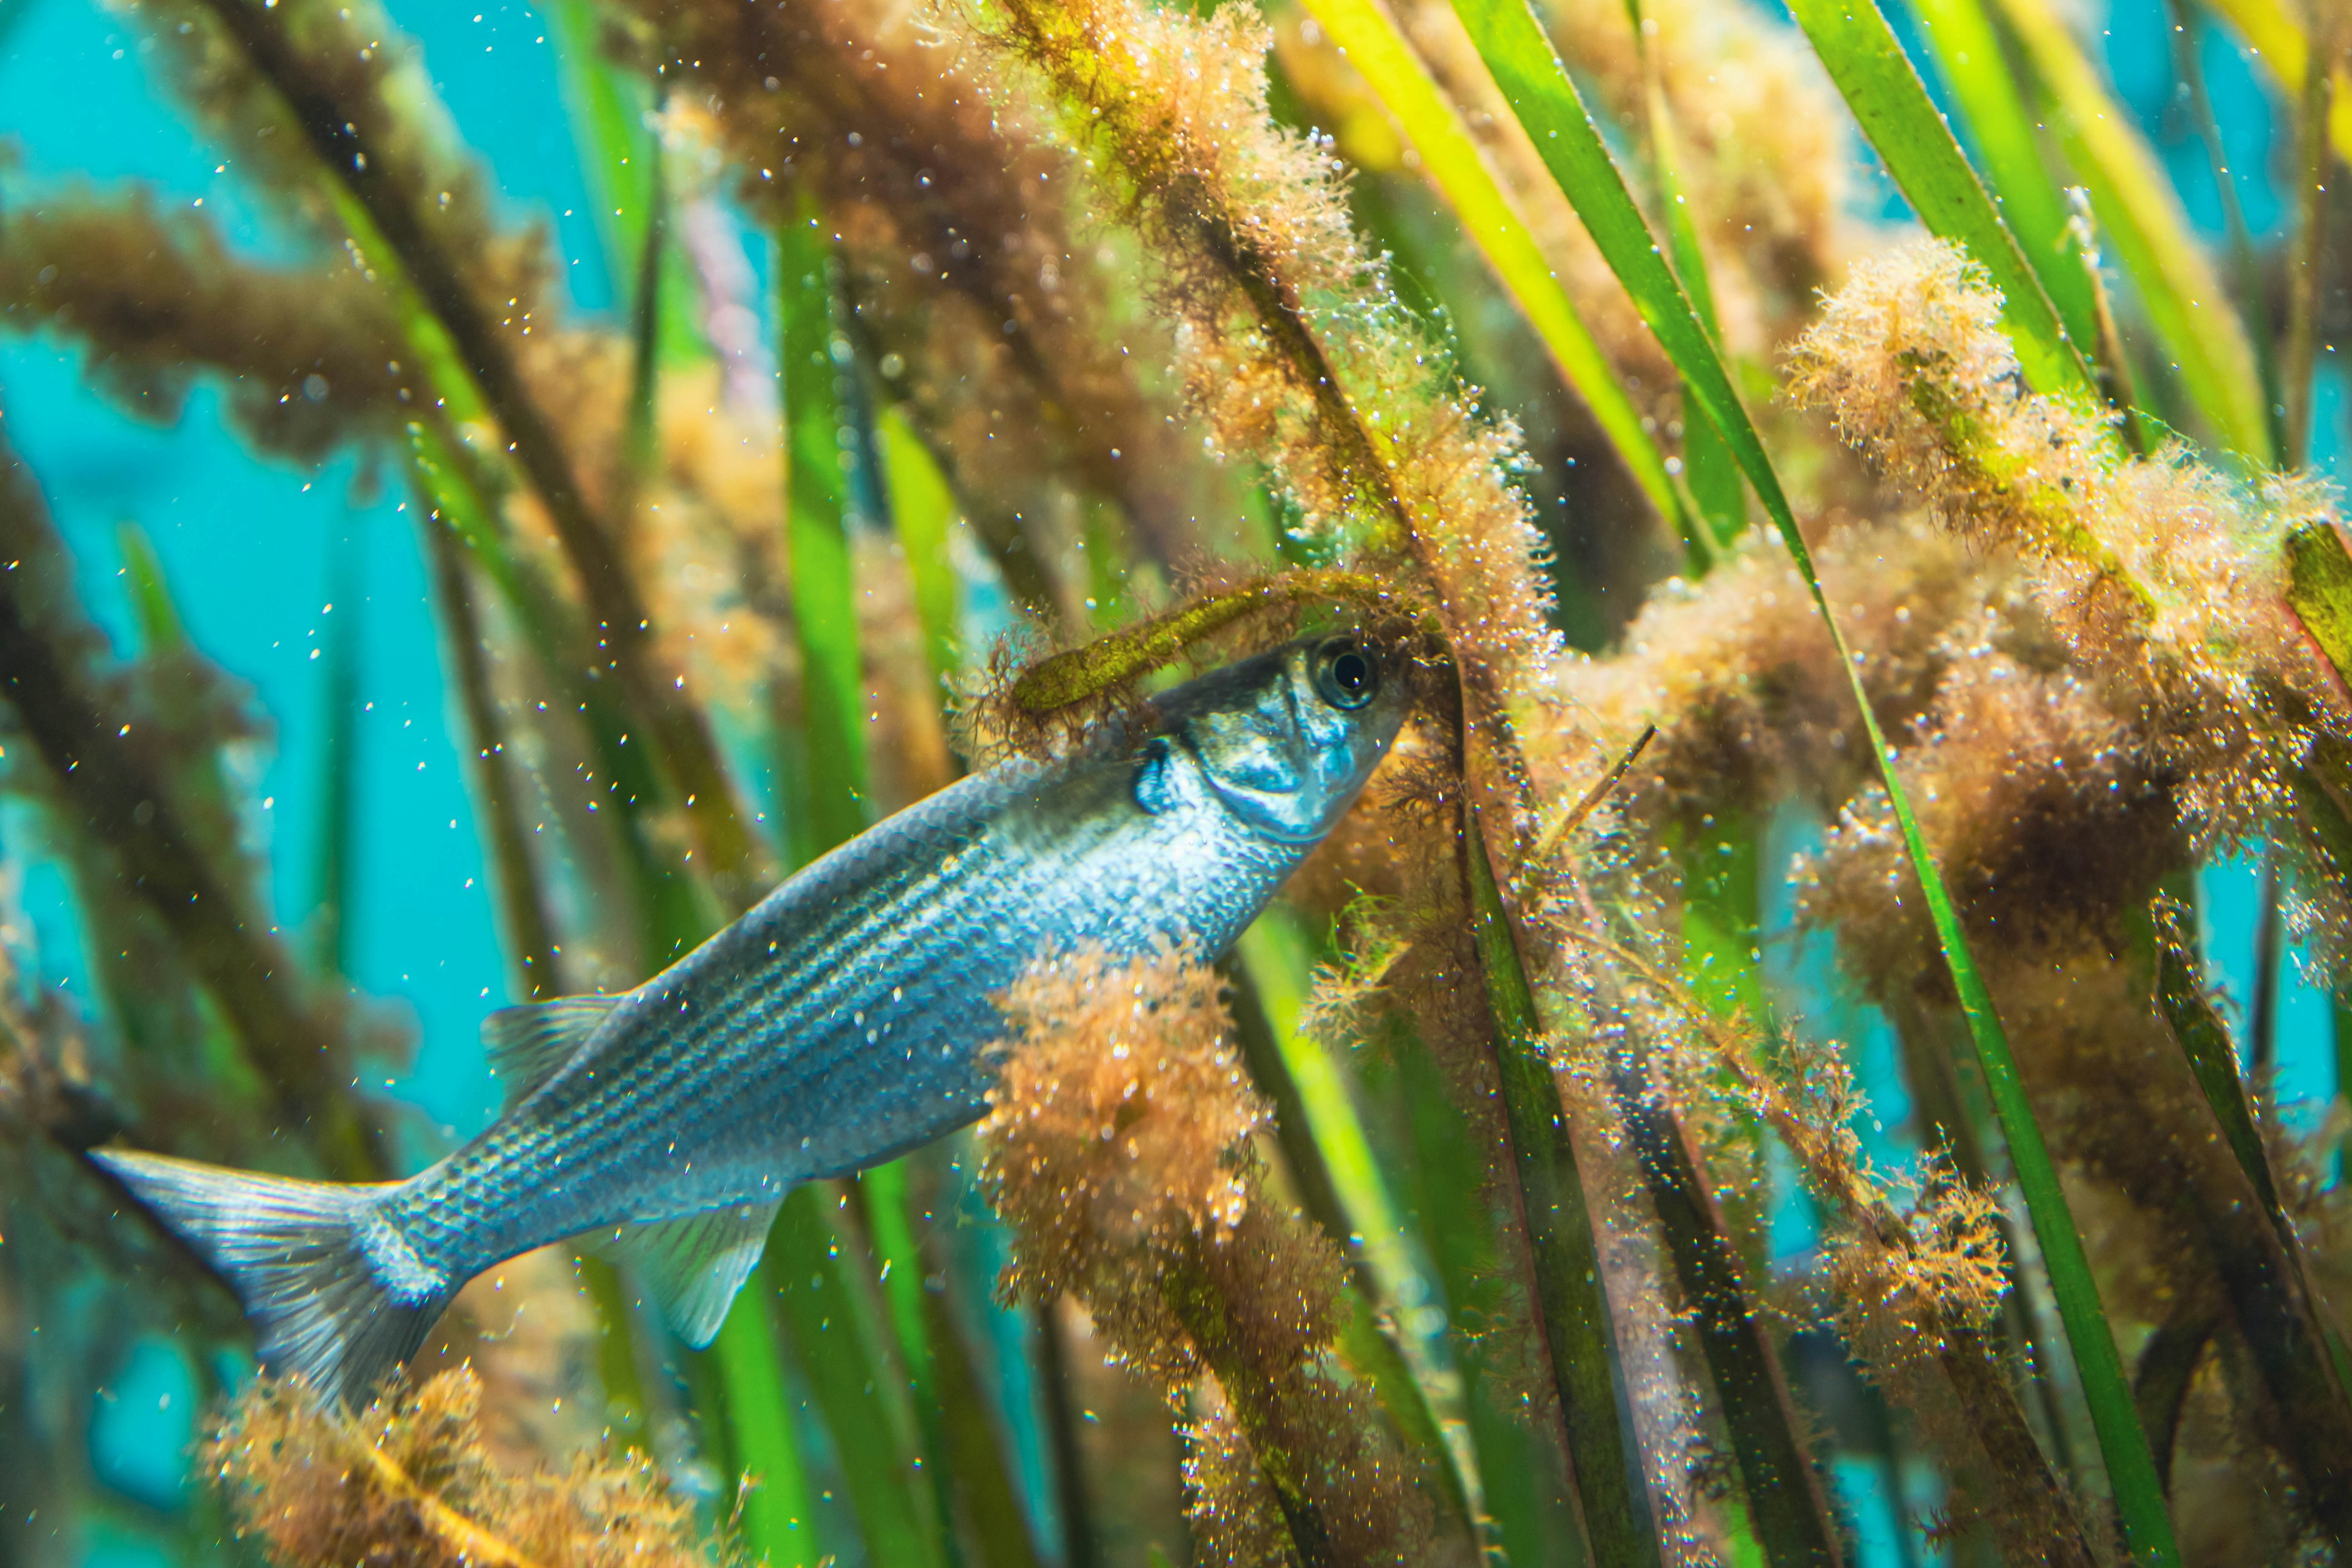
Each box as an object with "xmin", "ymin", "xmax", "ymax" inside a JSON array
[{"xmin": 1169, "ymin": 638, "xmax": 1408, "ymax": 843}]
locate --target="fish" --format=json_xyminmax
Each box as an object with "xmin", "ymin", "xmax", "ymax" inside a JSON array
[{"xmin": 89, "ymin": 632, "xmax": 1408, "ymax": 1405}]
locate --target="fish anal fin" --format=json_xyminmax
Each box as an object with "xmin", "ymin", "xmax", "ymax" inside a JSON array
[
  {"xmin": 598, "ymin": 1198, "xmax": 782, "ymax": 1348},
  {"xmin": 481, "ymin": 995, "xmax": 617, "ymax": 1111}
]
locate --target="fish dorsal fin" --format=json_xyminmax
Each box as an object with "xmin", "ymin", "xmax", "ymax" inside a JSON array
[
  {"xmin": 481, "ymin": 995, "xmax": 619, "ymax": 1112},
  {"xmin": 598, "ymin": 1200, "xmax": 782, "ymax": 1348}
]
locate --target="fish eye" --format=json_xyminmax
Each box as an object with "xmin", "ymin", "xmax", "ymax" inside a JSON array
[{"xmin": 1313, "ymin": 637, "xmax": 1379, "ymax": 710}]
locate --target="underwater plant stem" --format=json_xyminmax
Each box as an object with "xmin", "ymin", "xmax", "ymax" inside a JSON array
[
  {"xmin": 1463, "ymin": 806, "xmax": 1660, "ymax": 1568},
  {"xmin": 1609, "ymin": 1065, "xmax": 1842, "ymax": 1566},
  {"xmin": 2251, "ymin": 854, "xmax": 2285, "ymax": 1082},
  {"xmin": 2149, "ymin": 901, "xmax": 2352, "ymax": 1545},
  {"xmin": 190, "ymin": 0, "xmax": 766, "ymax": 906},
  {"xmin": 1898, "ymin": 370, "xmax": 2158, "ymax": 617},
  {"xmin": 772, "ymin": 1188, "xmax": 948, "ymax": 1568},
  {"xmin": 847, "ymin": 1168, "xmax": 959, "ymax": 1541},
  {"xmin": 409, "ymin": 409, "xmax": 712, "ymax": 973},
  {"xmin": 912, "ymin": 1248, "xmax": 1049, "ymax": 1568},
  {"xmin": 1902, "ymin": 924, "xmax": 2179, "ymax": 1562},
  {"xmin": 1390, "ymin": 1035, "xmax": 1588, "ymax": 1566},
  {"xmin": 1033, "ymin": 1299, "xmax": 1102, "ymax": 1568},
  {"xmin": 1157, "ymin": 1243, "xmax": 1337, "ymax": 1568},
  {"xmin": 1225, "ymin": 943, "xmax": 1481, "ymax": 1538},
  {"xmin": 2285, "ymin": 522, "xmax": 2352, "ymax": 697},
  {"xmin": 0, "ymin": 445, "xmax": 385, "ymax": 1180},
  {"xmin": 851, "ymin": 1163, "xmax": 1050, "ymax": 1568},
  {"xmin": 1623, "ymin": 0, "xmax": 1745, "ymax": 550},
  {"xmin": 336, "ymin": 1415, "xmax": 551, "ymax": 1568},
  {"xmin": 423, "ymin": 514, "xmax": 565, "ymax": 1000},
  {"xmin": 1224, "ymin": 959, "xmax": 1355, "ymax": 1255},
  {"xmin": 2130, "ymin": 1298, "xmax": 2217, "ymax": 1494},
  {"xmin": 1563, "ymin": 927, "xmax": 2101, "ymax": 1563},
  {"xmin": 714, "ymin": 1282, "xmax": 821, "ymax": 1567},
  {"xmin": 2165, "ymin": 0, "xmax": 2281, "ymax": 444},
  {"xmin": 621, "ymin": 100, "xmax": 669, "ymax": 508},
  {"xmin": 423, "ymin": 516, "xmax": 658, "ymax": 1450},
  {"xmin": 1588, "ymin": 859, "xmax": 1841, "ymax": 1564},
  {"xmin": 1889, "ymin": 1002, "xmax": 2084, "ymax": 1478},
  {"xmin": 1987, "ymin": 0, "xmax": 2273, "ymax": 464},
  {"xmin": 2285, "ymin": 11, "xmax": 2338, "ymax": 472},
  {"xmin": 307, "ymin": 526, "xmax": 362, "ymax": 976},
  {"xmin": 1287, "ymin": 0, "xmax": 1687, "ymax": 532},
  {"xmin": 767, "ymin": 260, "xmax": 945, "ymax": 1560},
  {"xmin": 779, "ymin": 189, "xmax": 870, "ymax": 859},
  {"xmin": 875, "ymin": 410, "xmax": 964, "ymax": 693},
  {"xmin": 2070, "ymin": 211, "xmax": 2155, "ymax": 456},
  {"xmin": 1010, "ymin": 570, "xmax": 1422, "ymax": 714},
  {"xmin": 1441, "ymin": 6, "xmax": 2180, "ymax": 1553},
  {"xmin": 1931, "ymin": 1321, "xmax": 2100, "ymax": 1568},
  {"xmin": 576, "ymin": 1254, "xmax": 653, "ymax": 1451},
  {"xmin": 1905, "ymin": 0, "xmax": 2103, "ymax": 360}
]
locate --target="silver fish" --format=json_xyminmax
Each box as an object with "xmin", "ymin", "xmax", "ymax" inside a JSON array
[{"xmin": 92, "ymin": 633, "xmax": 1406, "ymax": 1404}]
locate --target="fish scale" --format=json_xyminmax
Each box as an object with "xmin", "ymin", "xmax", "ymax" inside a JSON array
[{"xmin": 89, "ymin": 633, "xmax": 1406, "ymax": 1403}]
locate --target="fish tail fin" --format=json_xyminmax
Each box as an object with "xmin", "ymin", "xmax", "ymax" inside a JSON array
[{"xmin": 90, "ymin": 1149, "xmax": 445, "ymax": 1406}]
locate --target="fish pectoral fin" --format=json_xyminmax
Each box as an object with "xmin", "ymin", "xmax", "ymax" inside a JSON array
[
  {"xmin": 481, "ymin": 995, "xmax": 619, "ymax": 1111},
  {"xmin": 598, "ymin": 1197, "xmax": 783, "ymax": 1349}
]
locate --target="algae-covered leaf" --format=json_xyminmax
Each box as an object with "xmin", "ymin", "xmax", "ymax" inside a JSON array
[
  {"xmin": 1441, "ymin": 2, "xmax": 2181, "ymax": 1557},
  {"xmin": 1781, "ymin": 0, "xmax": 2097, "ymax": 402}
]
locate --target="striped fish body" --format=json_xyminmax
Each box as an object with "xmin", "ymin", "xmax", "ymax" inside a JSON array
[
  {"xmin": 91, "ymin": 634, "xmax": 1406, "ymax": 1403},
  {"xmin": 394, "ymin": 733, "xmax": 1298, "ymax": 1277}
]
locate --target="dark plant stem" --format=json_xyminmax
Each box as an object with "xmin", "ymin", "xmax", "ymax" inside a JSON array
[
  {"xmin": 1611, "ymin": 1066, "xmax": 1843, "ymax": 1566},
  {"xmin": 1931, "ymin": 1320, "xmax": 2100, "ymax": 1568},
  {"xmin": 1224, "ymin": 957, "xmax": 1353, "ymax": 1253},
  {"xmin": 2131, "ymin": 1299, "xmax": 2217, "ymax": 1494},
  {"xmin": 420, "ymin": 485, "xmax": 657, "ymax": 1450},
  {"xmin": 622, "ymin": 97, "xmax": 669, "ymax": 505},
  {"xmin": 1222, "ymin": 953, "xmax": 1472, "ymax": 1534},
  {"xmin": 853, "ymin": 1158, "xmax": 1055, "ymax": 1568},
  {"xmin": 1392, "ymin": 1028, "xmax": 1588, "ymax": 1564},
  {"xmin": 1890, "ymin": 1000, "xmax": 2083, "ymax": 1477},
  {"xmin": 2149, "ymin": 900, "xmax": 2352, "ymax": 1548},
  {"xmin": 2152, "ymin": 899, "xmax": 2283, "ymax": 1220},
  {"xmin": 778, "ymin": 189, "xmax": 870, "ymax": 862},
  {"xmin": 192, "ymin": 0, "xmax": 766, "ymax": 907},
  {"xmin": 771, "ymin": 1186, "xmax": 948, "ymax": 1568},
  {"xmin": 919, "ymin": 1300, "xmax": 1036, "ymax": 1567},
  {"xmin": 1159, "ymin": 1242, "xmax": 1334, "ymax": 1568},
  {"xmin": 1463, "ymin": 805, "xmax": 1660, "ymax": 1568},
  {"xmin": 0, "ymin": 442, "xmax": 384, "ymax": 1180},
  {"xmin": 576, "ymin": 1254, "xmax": 653, "ymax": 1452},
  {"xmin": 1576, "ymin": 919, "xmax": 2107, "ymax": 1563},
  {"xmin": 423, "ymin": 513, "xmax": 565, "ymax": 1001},
  {"xmin": 846, "ymin": 1169, "xmax": 971, "ymax": 1568},
  {"xmin": 2072, "ymin": 216, "xmax": 2154, "ymax": 456},
  {"xmin": 1033, "ymin": 1298, "xmax": 1102, "ymax": 1568},
  {"xmin": 2250, "ymin": 854, "xmax": 2284, "ymax": 1085},
  {"xmin": 308, "ymin": 524, "xmax": 363, "ymax": 975},
  {"xmin": 2285, "ymin": 13, "xmax": 2338, "ymax": 472},
  {"xmin": 914, "ymin": 1243, "xmax": 1048, "ymax": 1568},
  {"xmin": 2163, "ymin": 0, "xmax": 2280, "ymax": 450}
]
